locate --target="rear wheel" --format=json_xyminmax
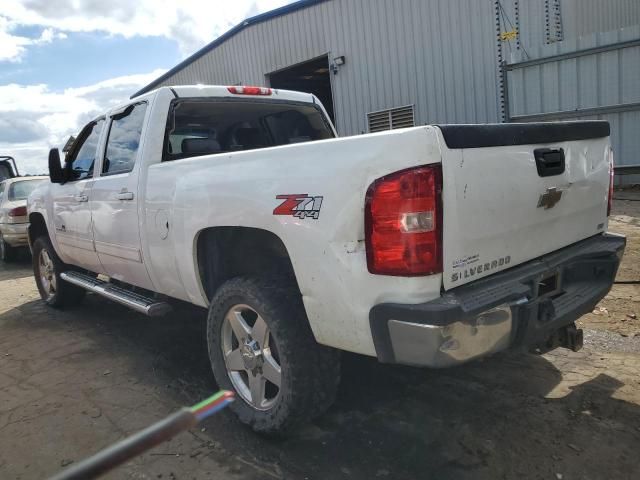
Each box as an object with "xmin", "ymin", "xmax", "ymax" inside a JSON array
[
  {"xmin": 207, "ymin": 277, "xmax": 340, "ymax": 434},
  {"xmin": 32, "ymin": 236, "xmax": 86, "ymax": 308},
  {"xmin": 0, "ymin": 233, "xmax": 18, "ymax": 262}
]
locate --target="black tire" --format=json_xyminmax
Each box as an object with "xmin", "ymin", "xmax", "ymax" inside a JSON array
[
  {"xmin": 207, "ymin": 277, "xmax": 340, "ymax": 434},
  {"xmin": 0, "ymin": 233, "xmax": 18, "ymax": 262},
  {"xmin": 32, "ymin": 236, "xmax": 86, "ymax": 308}
]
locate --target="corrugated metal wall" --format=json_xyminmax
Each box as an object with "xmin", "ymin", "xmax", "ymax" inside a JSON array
[
  {"xmin": 498, "ymin": 0, "xmax": 640, "ymax": 180},
  {"xmin": 152, "ymin": 0, "xmax": 639, "ymax": 179},
  {"xmin": 562, "ymin": 0, "xmax": 640, "ymax": 38},
  {"xmin": 154, "ymin": 0, "xmax": 501, "ymax": 136},
  {"xmin": 506, "ymin": 27, "xmax": 640, "ymax": 118},
  {"xmin": 505, "ymin": 0, "xmax": 640, "ymax": 55}
]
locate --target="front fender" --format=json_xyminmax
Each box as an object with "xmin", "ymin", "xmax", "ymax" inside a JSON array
[{"xmin": 27, "ymin": 184, "xmax": 62, "ymax": 257}]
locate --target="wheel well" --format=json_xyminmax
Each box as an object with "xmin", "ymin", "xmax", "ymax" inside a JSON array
[
  {"xmin": 197, "ymin": 227, "xmax": 299, "ymax": 301},
  {"xmin": 28, "ymin": 213, "xmax": 48, "ymax": 247}
]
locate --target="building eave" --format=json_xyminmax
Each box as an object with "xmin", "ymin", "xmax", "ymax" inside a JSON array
[{"xmin": 130, "ymin": 0, "xmax": 328, "ymax": 98}]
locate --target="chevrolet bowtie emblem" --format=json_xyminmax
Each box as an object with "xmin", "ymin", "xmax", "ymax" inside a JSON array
[{"xmin": 537, "ymin": 187, "xmax": 563, "ymax": 209}]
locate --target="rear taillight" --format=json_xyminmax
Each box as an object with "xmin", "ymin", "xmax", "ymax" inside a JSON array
[
  {"xmin": 8, "ymin": 206, "xmax": 27, "ymax": 217},
  {"xmin": 227, "ymin": 86, "xmax": 272, "ymax": 96},
  {"xmin": 365, "ymin": 165, "xmax": 443, "ymax": 276},
  {"xmin": 607, "ymin": 147, "xmax": 614, "ymax": 216}
]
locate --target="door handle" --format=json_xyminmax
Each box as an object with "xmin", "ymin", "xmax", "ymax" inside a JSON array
[
  {"xmin": 116, "ymin": 191, "xmax": 134, "ymax": 201},
  {"xmin": 74, "ymin": 194, "xmax": 88, "ymax": 202}
]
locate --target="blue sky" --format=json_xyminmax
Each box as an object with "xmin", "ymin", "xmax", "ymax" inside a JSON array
[
  {"xmin": 0, "ymin": 31, "xmax": 181, "ymax": 89},
  {"xmin": 0, "ymin": 0, "xmax": 293, "ymax": 173}
]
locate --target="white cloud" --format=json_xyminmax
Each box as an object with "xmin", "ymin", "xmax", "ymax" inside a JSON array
[
  {"xmin": 0, "ymin": 69, "xmax": 166, "ymax": 174},
  {"xmin": 0, "ymin": 1, "xmax": 297, "ymax": 173},
  {"xmin": 0, "ymin": 0, "xmax": 294, "ymax": 58},
  {"xmin": 0, "ymin": 16, "xmax": 67, "ymax": 61},
  {"xmin": 38, "ymin": 27, "xmax": 66, "ymax": 43}
]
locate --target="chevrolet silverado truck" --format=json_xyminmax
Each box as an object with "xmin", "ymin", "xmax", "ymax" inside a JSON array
[{"xmin": 28, "ymin": 85, "xmax": 625, "ymax": 432}]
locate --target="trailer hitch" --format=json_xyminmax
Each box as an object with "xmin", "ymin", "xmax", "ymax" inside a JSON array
[
  {"xmin": 534, "ymin": 322, "xmax": 584, "ymax": 354},
  {"xmin": 557, "ymin": 323, "xmax": 583, "ymax": 352}
]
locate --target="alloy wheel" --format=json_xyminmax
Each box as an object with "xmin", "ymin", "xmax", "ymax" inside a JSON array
[
  {"xmin": 221, "ymin": 304, "xmax": 282, "ymax": 410},
  {"xmin": 38, "ymin": 249, "xmax": 57, "ymax": 300}
]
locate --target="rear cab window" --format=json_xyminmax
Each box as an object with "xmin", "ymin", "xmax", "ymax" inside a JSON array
[{"xmin": 163, "ymin": 99, "xmax": 334, "ymax": 161}]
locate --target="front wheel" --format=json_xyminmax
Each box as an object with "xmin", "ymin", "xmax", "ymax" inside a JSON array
[
  {"xmin": 207, "ymin": 277, "xmax": 340, "ymax": 434},
  {"xmin": 32, "ymin": 236, "xmax": 86, "ymax": 308}
]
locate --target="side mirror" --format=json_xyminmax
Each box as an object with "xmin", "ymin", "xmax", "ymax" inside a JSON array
[{"xmin": 48, "ymin": 148, "xmax": 64, "ymax": 183}]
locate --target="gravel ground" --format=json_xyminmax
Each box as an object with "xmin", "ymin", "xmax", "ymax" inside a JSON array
[
  {"xmin": 578, "ymin": 193, "xmax": 640, "ymax": 338},
  {"xmin": 584, "ymin": 329, "xmax": 640, "ymax": 354},
  {"xmin": 0, "ymin": 195, "xmax": 639, "ymax": 480}
]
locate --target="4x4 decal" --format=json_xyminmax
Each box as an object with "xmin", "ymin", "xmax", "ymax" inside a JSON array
[{"xmin": 274, "ymin": 194, "xmax": 323, "ymax": 220}]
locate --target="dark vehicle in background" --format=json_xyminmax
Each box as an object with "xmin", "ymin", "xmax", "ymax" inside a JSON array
[{"xmin": 0, "ymin": 156, "xmax": 18, "ymax": 182}]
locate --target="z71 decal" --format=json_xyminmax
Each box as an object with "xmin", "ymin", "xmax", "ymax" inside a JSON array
[{"xmin": 274, "ymin": 194, "xmax": 323, "ymax": 220}]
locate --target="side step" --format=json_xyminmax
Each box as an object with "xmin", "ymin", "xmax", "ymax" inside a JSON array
[{"xmin": 60, "ymin": 271, "xmax": 172, "ymax": 316}]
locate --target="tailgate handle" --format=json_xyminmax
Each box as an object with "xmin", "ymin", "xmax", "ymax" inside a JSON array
[{"xmin": 534, "ymin": 148, "xmax": 565, "ymax": 177}]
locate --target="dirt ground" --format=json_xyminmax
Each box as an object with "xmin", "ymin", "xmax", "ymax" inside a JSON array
[
  {"xmin": 1, "ymin": 195, "xmax": 639, "ymax": 480},
  {"xmin": 578, "ymin": 189, "xmax": 640, "ymax": 338}
]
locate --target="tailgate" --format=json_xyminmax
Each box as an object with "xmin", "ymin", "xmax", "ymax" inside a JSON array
[{"xmin": 438, "ymin": 121, "xmax": 611, "ymax": 290}]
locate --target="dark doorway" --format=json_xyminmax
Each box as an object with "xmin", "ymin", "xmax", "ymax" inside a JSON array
[{"xmin": 268, "ymin": 55, "xmax": 335, "ymax": 124}]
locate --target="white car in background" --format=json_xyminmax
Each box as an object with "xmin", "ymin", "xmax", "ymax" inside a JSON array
[{"xmin": 0, "ymin": 176, "xmax": 48, "ymax": 261}]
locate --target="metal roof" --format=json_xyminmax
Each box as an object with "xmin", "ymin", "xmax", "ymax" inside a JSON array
[{"xmin": 131, "ymin": 0, "xmax": 328, "ymax": 98}]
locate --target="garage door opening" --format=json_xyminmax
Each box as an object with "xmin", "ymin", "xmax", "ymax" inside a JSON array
[{"xmin": 268, "ymin": 55, "xmax": 335, "ymax": 124}]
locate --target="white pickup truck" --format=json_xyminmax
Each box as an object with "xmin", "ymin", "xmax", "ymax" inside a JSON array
[{"xmin": 28, "ymin": 85, "xmax": 625, "ymax": 432}]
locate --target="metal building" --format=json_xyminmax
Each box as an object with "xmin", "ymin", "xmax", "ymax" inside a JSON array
[{"xmin": 134, "ymin": 0, "xmax": 640, "ymax": 180}]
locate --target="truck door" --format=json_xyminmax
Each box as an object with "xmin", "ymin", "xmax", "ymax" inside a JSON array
[
  {"xmin": 51, "ymin": 119, "xmax": 106, "ymax": 272},
  {"xmin": 90, "ymin": 101, "xmax": 154, "ymax": 290}
]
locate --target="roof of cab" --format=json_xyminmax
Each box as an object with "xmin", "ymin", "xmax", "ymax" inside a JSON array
[
  {"xmin": 100, "ymin": 85, "xmax": 320, "ymax": 128},
  {"xmin": 168, "ymin": 85, "xmax": 316, "ymax": 104}
]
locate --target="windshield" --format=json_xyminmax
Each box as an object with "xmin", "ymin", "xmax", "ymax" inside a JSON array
[
  {"xmin": 8, "ymin": 179, "xmax": 45, "ymax": 201},
  {"xmin": 164, "ymin": 99, "xmax": 334, "ymax": 161}
]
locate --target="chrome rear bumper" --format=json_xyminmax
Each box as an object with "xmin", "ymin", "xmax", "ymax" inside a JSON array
[
  {"xmin": 0, "ymin": 222, "xmax": 29, "ymax": 246},
  {"xmin": 370, "ymin": 233, "xmax": 625, "ymax": 368}
]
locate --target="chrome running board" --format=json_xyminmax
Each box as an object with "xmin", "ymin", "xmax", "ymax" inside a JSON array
[{"xmin": 60, "ymin": 271, "xmax": 171, "ymax": 316}]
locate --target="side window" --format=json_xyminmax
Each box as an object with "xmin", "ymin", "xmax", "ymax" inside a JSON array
[
  {"xmin": 0, "ymin": 182, "xmax": 5, "ymax": 200},
  {"xmin": 103, "ymin": 103, "xmax": 147, "ymax": 175},
  {"xmin": 67, "ymin": 119, "xmax": 104, "ymax": 181}
]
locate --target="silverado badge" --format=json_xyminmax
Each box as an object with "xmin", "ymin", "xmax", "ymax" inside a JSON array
[{"xmin": 537, "ymin": 187, "xmax": 563, "ymax": 210}]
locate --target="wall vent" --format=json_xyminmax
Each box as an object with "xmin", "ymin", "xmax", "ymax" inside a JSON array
[{"xmin": 367, "ymin": 105, "xmax": 415, "ymax": 132}]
